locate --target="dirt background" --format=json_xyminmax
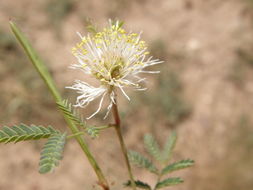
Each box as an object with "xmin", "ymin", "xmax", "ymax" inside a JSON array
[{"xmin": 1, "ymin": 0, "xmax": 253, "ymax": 190}]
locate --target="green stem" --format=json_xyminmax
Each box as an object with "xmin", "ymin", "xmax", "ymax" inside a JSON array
[
  {"xmin": 67, "ymin": 132, "xmax": 85, "ymax": 139},
  {"xmin": 95, "ymin": 125, "xmax": 114, "ymax": 130},
  {"xmin": 10, "ymin": 21, "xmax": 109, "ymax": 190},
  {"xmin": 67, "ymin": 125, "xmax": 113, "ymax": 139},
  {"xmin": 112, "ymin": 100, "xmax": 136, "ymax": 190}
]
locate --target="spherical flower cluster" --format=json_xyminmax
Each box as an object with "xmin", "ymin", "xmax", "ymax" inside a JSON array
[{"xmin": 67, "ymin": 20, "xmax": 162, "ymax": 119}]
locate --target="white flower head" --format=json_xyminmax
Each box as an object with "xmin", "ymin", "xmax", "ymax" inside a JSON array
[{"xmin": 67, "ymin": 20, "xmax": 162, "ymax": 119}]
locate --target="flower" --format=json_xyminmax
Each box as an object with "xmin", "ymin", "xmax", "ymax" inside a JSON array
[{"xmin": 67, "ymin": 20, "xmax": 162, "ymax": 119}]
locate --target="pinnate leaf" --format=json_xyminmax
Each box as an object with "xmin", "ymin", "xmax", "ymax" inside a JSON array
[
  {"xmin": 57, "ymin": 99, "xmax": 85, "ymax": 127},
  {"xmin": 161, "ymin": 159, "xmax": 194, "ymax": 175},
  {"xmin": 162, "ymin": 131, "xmax": 177, "ymax": 162},
  {"xmin": 86, "ymin": 126, "xmax": 100, "ymax": 138},
  {"xmin": 144, "ymin": 134, "xmax": 161, "ymax": 161},
  {"xmin": 39, "ymin": 133, "xmax": 66, "ymax": 174},
  {"xmin": 0, "ymin": 124, "xmax": 60, "ymax": 144},
  {"xmin": 124, "ymin": 180, "xmax": 151, "ymax": 190},
  {"xmin": 128, "ymin": 150, "xmax": 158, "ymax": 174},
  {"xmin": 155, "ymin": 177, "xmax": 183, "ymax": 189}
]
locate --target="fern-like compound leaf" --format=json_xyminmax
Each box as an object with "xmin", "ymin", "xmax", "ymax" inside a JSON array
[
  {"xmin": 161, "ymin": 159, "xmax": 194, "ymax": 175},
  {"xmin": 86, "ymin": 126, "xmax": 100, "ymax": 138},
  {"xmin": 155, "ymin": 177, "xmax": 183, "ymax": 189},
  {"xmin": 128, "ymin": 150, "xmax": 158, "ymax": 174},
  {"xmin": 144, "ymin": 134, "xmax": 161, "ymax": 161},
  {"xmin": 162, "ymin": 131, "xmax": 177, "ymax": 162},
  {"xmin": 39, "ymin": 133, "xmax": 66, "ymax": 174},
  {"xmin": 0, "ymin": 124, "xmax": 60, "ymax": 144},
  {"xmin": 57, "ymin": 99, "xmax": 85, "ymax": 127},
  {"xmin": 124, "ymin": 180, "xmax": 151, "ymax": 190}
]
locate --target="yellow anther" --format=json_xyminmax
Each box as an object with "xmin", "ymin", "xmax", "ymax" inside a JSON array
[
  {"xmin": 81, "ymin": 39, "xmax": 87, "ymax": 44},
  {"xmin": 119, "ymin": 28, "xmax": 126, "ymax": 34},
  {"xmin": 82, "ymin": 49, "xmax": 87, "ymax": 55}
]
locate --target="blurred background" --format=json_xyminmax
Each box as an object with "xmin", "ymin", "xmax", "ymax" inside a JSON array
[{"xmin": 0, "ymin": 0, "xmax": 253, "ymax": 189}]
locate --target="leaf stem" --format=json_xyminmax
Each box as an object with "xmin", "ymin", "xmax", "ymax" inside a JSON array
[
  {"xmin": 10, "ymin": 21, "xmax": 109, "ymax": 190},
  {"xmin": 111, "ymin": 99, "xmax": 136, "ymax": 190},
  {"xmin": 67, "ymin": 132, "xmax": 85, "ymax": 139},
  {"xmin": 95, "ymin": 125, "xmax": 115, "ymax": 130},
  {"xmin": 67, "ymin": 125, "xmax": 113, "ymax": 140},
  {"xmin": 154, "ymin": 172, "xmax": 162, "ymax": 190}
]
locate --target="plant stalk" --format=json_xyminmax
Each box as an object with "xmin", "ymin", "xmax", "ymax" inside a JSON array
[
  {"xmin": 153, "ymin": 172, "xmax": 162, "ymax": 190},
  {"xmin": 111, "ymin": 99, "xmax": 136, "ymax": 190},
  {"xmin": 10, "ymin": 21, "xmax": 109, "ymax": 190}
]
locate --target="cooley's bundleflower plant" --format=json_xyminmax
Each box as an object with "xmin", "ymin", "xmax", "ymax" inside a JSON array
[
  {"xmin": 67, "ymin": 20, "xmax": 162, "ymax": 119},
  {"xmin": 5, "ymin": 20, "xmax": 194, "ymax": 190},
  {"xmin": 67, "ymin": 20, "xmax": 164, "ymax": 190}
]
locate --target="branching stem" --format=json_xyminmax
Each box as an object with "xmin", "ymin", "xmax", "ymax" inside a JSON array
[{"xmin": 9, "ymin": 21, "xmax": 109, "ymax": 190}]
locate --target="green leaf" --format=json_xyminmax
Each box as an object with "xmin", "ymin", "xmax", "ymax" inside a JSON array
[
  {"xmin": 128, "ymin": 150, "xmax": 158, "ymax": 174},
  {"xmin": 124, "ymin": 180, "xmax": 151, "ymax": 190},
  {"xmin": 162, "ymin": 131, "xmax": 177, "ymax": 162},
  {"xmin": 57, "ymin": 99, "xmax": 85, "ymax": 127},
  {"xmin": 39, "ymin": 133, "xmax": 66, "ymax": 174},
  {"xmin": 86, "ymin": 126, "xmax": 100, "ymax": 138},
  {"xmin": 144, "ymin": 134, "xmax": 161, "ymax": 161},
  {"xmin": 155, "ymin": 177, "xmax": 183, "ymax": 189},
  {"xmin": 0, "ymin": 124, "xmax": 60, "ymax": 144},
  {"xmin": 161, "ymin": 159, "xmax": 194, "ymax": 175}
]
